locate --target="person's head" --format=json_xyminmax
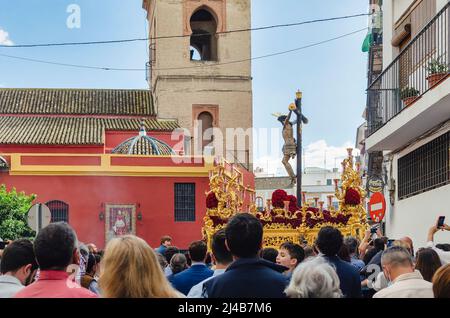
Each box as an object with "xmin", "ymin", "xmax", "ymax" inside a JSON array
[
  {"xmin": 170, "ymin": 253, "xmax": 188, "ymax": 274},
  {"xmin": 285, "ymin": 257, "xmax": 342, "ymax": 298},
  {"xmin": 337, "ymin": 244, "xmax": 351, "ymax": 263},
  {"xmin": 184, "ymin": 252, "xmax": 192, "ymax": 267},
  {"xmin": 85, "ymin": 253, "xmax": 99, "ymax": 276},
  {"xmin": 0, "ymin": 239, "xmax": 38, "ymax": 286},
  {"xmin": 188, "ymin": 240, "xmax": 208, "ymax": 263},
  {"xmin": 79, "ymin": 243, "xmax": 89, "ymax": 257},
  {"xmin": 415, "ymin": 248, "xmax": 442, "ymax": 282},
  {"xmin": 276, "ymin": 242, "xmax": 305, "ymax": 272},
  {"xmin": 277, "ymin": 115, "xmax": 288, "ymax": 125},
  {"xmin": 399, "ymin": 236, "xmax": 414, "ymax": 255},
  {"xmin": 316, "ymin": 226, "xmax": 343, "ymax": 257},
  {"xmin": 87, "ymin": 243, "xmax": 98, "ymax": 254},
  {"xmin": 160, "ymin": 236, "xmax": 172, "ymax": 248},
  {"xmin": 432, "ymin": 263, "xmax": 450, "ymax": 298},
  {"xmin": 163, "ymin": 246, "xmax": 180, "ymax": 264},
  {"xmin": 211, "ymin": 229, "xmax": 233, "ymax": 267},
  {"xmin": 99, "ymin": 235, "xmax": 180, "ymax": 298},
  {"xmin": 303, "ymin": 245, "xmax": 316, "ymax": 259},
  {"xmin": 343, "ymin": 236, "xmax": 359, "ymax": 256},
  {"xmin": 225, "ymin": 213, "xmax": 263, "ymax": 258},
  {"xmin": 34, "ymin": 222, "xmax": 78, "ymax": 271},
  {"xmin": 78, "ymin": 243, "xmax": 89, "ymax": 267},
  {"xmin": 156, "ymin": 252, "xmax": 168, "ymax": 271},
  {"xmin": 381, "ymin": 246, "xmax": 414, "ymax": 282},
  {"xmin": 260, "ymin": 248, "xmax": 278, "ymax": 263},
  {"xmin": 374, "ymin": 238, "xmax": 385, "ymax": 251},
  {"xmin": 204, "ymin": 252, "xmax": 212, "ymax": 266},
  {"xmin": 363, "ymin": 246, "xmax": 378, "ymax": 264},
  {"xmin": 392, "ymin": 240, "xmax": 411, "ymax": 254}
]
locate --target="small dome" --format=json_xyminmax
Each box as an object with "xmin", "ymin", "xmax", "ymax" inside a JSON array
[{"xmin": 112, "ymin": 125, "xmax": 175, "ymax": 156}]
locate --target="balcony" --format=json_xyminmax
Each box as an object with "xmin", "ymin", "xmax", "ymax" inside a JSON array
[{"xmin": 366, "ymin": 3, "xmax": 450, "ymax": 151}]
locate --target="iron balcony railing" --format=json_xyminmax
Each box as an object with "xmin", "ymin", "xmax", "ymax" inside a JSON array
[{"xmin": 367, "ymin": 3, "xmax": 450, "ymax": 136}]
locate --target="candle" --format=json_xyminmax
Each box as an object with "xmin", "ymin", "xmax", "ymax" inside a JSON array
[
  {"xmin": 314, "ymin": 197, "xmax": 319, "ymax": 207},
  {"xmin": 319, "ymin": 201, "xmax": 324, "ymax": 211},
  {"xmin": 327, "ymin": 195, "xmax": 333, "ymax": 208},
  {"xmin": 283, "ymin": 201, "xmax": 290, "ymax": 213},
  {"xmin": 266, "ymin": 199, "xmax": 272, "ymax": 211}
]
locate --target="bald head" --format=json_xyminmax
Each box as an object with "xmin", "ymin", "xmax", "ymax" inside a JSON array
[{"xmin": 381, "ymin": 246, "xmax": 414, "ymax": 268}]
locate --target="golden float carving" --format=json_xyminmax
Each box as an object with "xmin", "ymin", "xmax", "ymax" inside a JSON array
[{"xmin": 202, "ymin": 151, "xmax": 369, "ymax": 249}]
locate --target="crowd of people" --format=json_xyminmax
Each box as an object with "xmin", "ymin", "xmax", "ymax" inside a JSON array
[{"xmin": 0, "ymin": 214, "xmax": 449, "ymax": 298}]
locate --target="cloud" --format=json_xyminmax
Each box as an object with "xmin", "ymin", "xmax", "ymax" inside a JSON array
[
  {"xmin": 0, "ymin": 28, "xmax": 13, "ymax": 46},
  {"xmin": 254, "ymin": 140, "xmax": 359, "ymax": 176}
]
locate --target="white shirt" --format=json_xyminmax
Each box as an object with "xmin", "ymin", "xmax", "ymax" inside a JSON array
[
  {"xmin": 0, "ymin": 275, "xmax": 24, "ymax": 298},
  {"xmin": 187, "ymin": 269, "xmax": 226, "ymax": 298},
  {"xmin": 427, "ymin": 241, "xmax": 450, "ymax": 265},
  {"xmin": 164, "ymin": 266, "xmax": 173, "ymax": 277},
  {"xmin": 373, "ymin": 272, "xmax": 389, "ymax": 291},
  {"xmin": 373, "ymin": 271, "xmax": 433, "ymax": 298}
]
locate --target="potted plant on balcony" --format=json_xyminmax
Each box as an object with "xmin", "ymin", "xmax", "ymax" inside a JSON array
[
  {"xmin": 426, "ymin": 58, "xmax": 449, "ymax": 88},
  {"xmin": 400, "ymin": 87, "xmax": 420, "ymax": 107}
]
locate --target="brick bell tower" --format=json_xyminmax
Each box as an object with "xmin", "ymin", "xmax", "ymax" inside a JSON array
[{"xmin": 143, "ymin": 0, "xmax": 253, "ymax": 171}]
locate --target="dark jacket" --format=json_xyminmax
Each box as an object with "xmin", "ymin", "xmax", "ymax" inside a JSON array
[
  {"xmin": 324, "ymin": 255, "xmax": 362, "ymax": 298},
  {"xmin": 361, "ymin": 250, "xmax": 383, "ymax": 277},
  {"xmin": 203, "ymin": 258, "xmax": 289, "ymax": 298},
  {"xmin": 170, "ymin": 264, "xmax": 214, "ymax": 295}
]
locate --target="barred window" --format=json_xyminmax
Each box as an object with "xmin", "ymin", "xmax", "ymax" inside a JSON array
[
  {"xmin": 398, "ymin": 132, "xmax": 449, "ymax": 200},
  {"xmin": 174, "ymin": 183, "xmax": 196, "ymax": 222},
  {"xmin": 46, "ymin": 200, "xmax": 69, "ymax": 223}
]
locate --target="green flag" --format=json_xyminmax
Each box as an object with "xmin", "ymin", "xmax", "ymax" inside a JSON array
[{"xmin": 361, "ymin": 33, "xmax": 373, "ymax": 52}]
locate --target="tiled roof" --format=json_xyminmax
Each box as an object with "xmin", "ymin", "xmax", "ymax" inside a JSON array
[
  {"xmin": 0, "ymin": 88, "xmax": 155, "ymax": 116},
  {"xmin": 0, "ymin": 116, "xmax": 179, "ymax": 145}
]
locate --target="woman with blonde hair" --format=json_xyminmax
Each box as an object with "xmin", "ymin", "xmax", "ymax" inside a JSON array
[{"xmin": 99, "ymin": 235, "xmax": 183, "ymax": 298}]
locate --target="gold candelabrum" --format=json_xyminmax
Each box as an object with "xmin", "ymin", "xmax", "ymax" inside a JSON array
[{"xmin": 202, "ymin": 151, "xmax": 368, "ymax": 249}]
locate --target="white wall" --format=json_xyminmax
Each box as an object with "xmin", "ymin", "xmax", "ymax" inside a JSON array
[
  {"xmin": 437, "ymin": 0, "xmax": 448, "ymax": 11},
  {"xmin": 386, "ymin": 127, "xmax": 450, "ymax": 249},
  {"xmin": 386, "ymin": 184, "xmax": 450, "ymax": 249},
  {"xmin": 382, "ymin": 0, "xmax": 395, "ymax": 68},
  {"xmin": 394, "ymin": 0, "xmax": 415, "ymax": 22}
]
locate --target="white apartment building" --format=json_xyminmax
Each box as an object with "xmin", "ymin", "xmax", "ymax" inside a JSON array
[
  {"xmin": 366, "ymin": 0, "xmax": 450, "ymax": 248},
  {"xmin": 255, "ymin": 167, "xmax": 341, "ymax": 209}
]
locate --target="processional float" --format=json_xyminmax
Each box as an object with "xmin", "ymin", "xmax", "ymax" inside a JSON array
[{"xmin": 202, "ymin": 149, "xmax": 369, "ymax": 248}]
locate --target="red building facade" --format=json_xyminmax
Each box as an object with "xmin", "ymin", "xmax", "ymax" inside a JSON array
[{"xmin": 0, "ymin": 88, "xmax": 236, "ymax": 249}]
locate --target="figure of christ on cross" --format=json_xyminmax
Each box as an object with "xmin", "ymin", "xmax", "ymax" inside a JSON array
[{"xmin": 277, "ymin": 111, "xmax": 297, "ymax": 186}]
